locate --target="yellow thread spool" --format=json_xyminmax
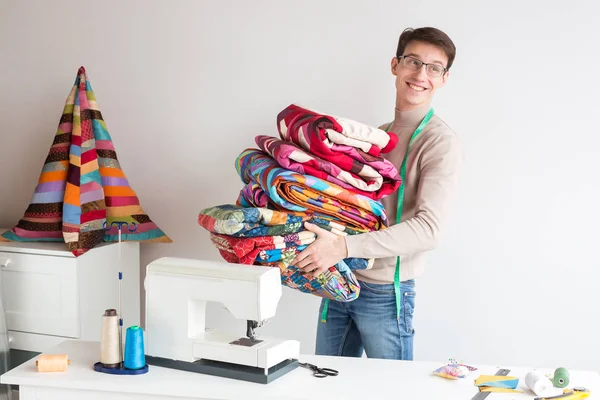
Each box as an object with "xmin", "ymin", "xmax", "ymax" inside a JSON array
[{"xmin": 36, "ymin": 354, "xmax": 70, "ymax": 372}]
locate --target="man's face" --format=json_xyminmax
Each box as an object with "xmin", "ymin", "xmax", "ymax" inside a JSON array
[{"xmin": 391, "ymin": 40, "xmax": 449, "ymax": 110}]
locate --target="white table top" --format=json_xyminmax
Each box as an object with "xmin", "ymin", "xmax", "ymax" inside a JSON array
[{"xmin": 2, "ymin": 340, "xmax": 599, "ymax": 400}]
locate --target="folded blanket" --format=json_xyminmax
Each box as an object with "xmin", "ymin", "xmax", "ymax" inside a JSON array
[
  {"xmin": 210, "ymin": 232, "xmax": 312, "ymax": 265},
  {"xmin": 198, "ymin": 203, "xmax": 306, "ymax": 237},
  {"xmin": 256, "ymin": 135, "xmax": 399, "ymax": 200},
  {"xmin": 276, "ymin": 104, "xmax": 401, "ymax": 182},
  {"xmin": 198, "ymin": 204, "xmax": 370, "ymax": 301},
  {"xmin": 198, "ymin": 203, "xmax": 367, "ymax": 239},
  {"xmin": 210, "ymin": 232, "xmax": 361, "ymax": 301},
  {"xmin": 235, "ymin": 149, "xmax": 388, "ymax": 232},
  {"xmin": 279, "ymin": 104, "xmax": 396, "ymax": 155}
]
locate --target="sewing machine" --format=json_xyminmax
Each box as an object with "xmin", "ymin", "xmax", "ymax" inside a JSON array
[{"xmin": 143, "ymin": 257, "xmax": 300, "ymax": 384}]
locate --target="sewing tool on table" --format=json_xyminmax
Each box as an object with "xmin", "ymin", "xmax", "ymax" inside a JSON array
[
  {"xmin": 144, "ymin": 257, "xmax": 300, "ymax": 384},
  {"xmin": 298, "ymin": 362, "xmax": 338, "ymax": 378},
  {"xmin": 433, "ymin": 358, "xmax": 477, "ymax": 380},
  {"xmin": 100, "ymin": 308, "xmax": 121, "ymax": 368},
  {"xmin": 525, "ymin": 367, "xmax": 571, "ymax": 396},
  {"xmin": 94, "ymin": 221, "xmax": 148, "ymax": 375},
  {"xmin": 534, "ymin": 387, "xmax": 591, "ymax": 400},
  {"xmin": 36, "ymin": 354, "xmax": 70, "ymax": 372},
  {"xmin": 124, "ymin": 326, "xmax": 146, "ymax": 370},
  {"xmin": 553, "ymin": 367, "xmax": 570, "ymax": 388},
  {"xmin": 471, "ymin": 369, "xmax": 512, "ymax": 400},
  {"xmin": 526, "ymin": 370, "xmax": 555, "ymax": 397}
]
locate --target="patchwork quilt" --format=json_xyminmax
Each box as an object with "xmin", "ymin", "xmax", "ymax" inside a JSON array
[
  {"xmin": 197, "ymin": 105, "xmax": 398, "ymax": 301},
  {"xmin": 255, "ymin": 134, "xmax": 399, "ymax": 200},
  {"xmin": 277, "ymin": 104, "xmax": 400, "ymax": 175},
  {"xmin": 235, "ymin": 149, "xmax": 388, "ymax": 232},
  {"xmin": 1, "ymin": 66, "xmax": 171, "ymax": 255},
  {"xmin": 198, "ymin": 204, "xmax": 368, "ymax": 301},
  {"xmin": 278, "ymin": 104, "xmax": 397, "ymax": 155}
]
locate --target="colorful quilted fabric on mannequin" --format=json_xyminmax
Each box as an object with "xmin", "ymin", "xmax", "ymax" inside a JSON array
[{"xmin": 1, "ymin": 67, "xmax": 171, "ymax": 255}]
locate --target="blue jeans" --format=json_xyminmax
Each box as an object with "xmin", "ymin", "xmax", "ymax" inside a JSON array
[{"xmin": 315, "ymin": 279, "xmax": 416, "ymax": 360}]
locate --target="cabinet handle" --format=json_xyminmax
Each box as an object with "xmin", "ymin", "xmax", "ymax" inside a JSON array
[{"xmin": 0, "ymin": 259, "xmax": 10, "ymax": 268}]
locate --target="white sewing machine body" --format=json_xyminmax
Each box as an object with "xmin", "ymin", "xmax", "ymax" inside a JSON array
[{"xmin": 144, "ymin": 257, "xmax": 300, "ymax": 383}]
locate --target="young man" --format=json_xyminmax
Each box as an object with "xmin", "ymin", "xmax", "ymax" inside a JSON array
[{"xmin": 291, "ymin": 27, "xmax": 462, "ymax": 360}]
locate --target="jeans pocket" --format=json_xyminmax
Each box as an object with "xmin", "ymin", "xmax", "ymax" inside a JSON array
[
  {"xmin": 402, "ymin": 291, "xmax": 416, "ymax": 335},
  {"xmin": 359, "ymin": 281, "xmax": 396, "ymax": 295}
]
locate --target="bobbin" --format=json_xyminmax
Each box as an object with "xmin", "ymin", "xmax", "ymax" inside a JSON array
[
  {"xmin": 36, "ymin": 354, "xmax": 70, "ymax": 372},
  {"xmin": 553, "ymin": 367, "xmax": 570, "ymax": 388}
]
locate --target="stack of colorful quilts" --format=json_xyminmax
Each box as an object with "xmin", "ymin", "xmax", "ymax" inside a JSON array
[
  {"xmin": 198, "ymin": 104, "xmax": 400, "ymax": 301},
  {"xmin": 0, "ymin": 67, "xmax": 171, "ymax": 256}
]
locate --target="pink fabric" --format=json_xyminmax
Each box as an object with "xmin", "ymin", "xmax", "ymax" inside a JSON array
[
  {"xmin": 276, "ymin": 104, "xmax": 402, "ymax": 199},
  {"xmin": 13, "ymin": 227, "xmax": 63, "ymax": 239},
  {"xmin": 256, "ymin": 135, "xmax": 400, "ymax": 200},
  {"xmin": 95, "ymin": 140, "xmax": 115, "ymax": 150}
]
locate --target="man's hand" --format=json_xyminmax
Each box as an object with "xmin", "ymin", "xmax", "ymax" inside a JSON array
[{"xmin": 291, "ymin": 222, "xmax": 349, "ymax": 277}]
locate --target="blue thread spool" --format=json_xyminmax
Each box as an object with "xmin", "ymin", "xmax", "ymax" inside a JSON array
[{"xmin": 123, "ymin": 326, "xmax": 145, "ymax": 370}]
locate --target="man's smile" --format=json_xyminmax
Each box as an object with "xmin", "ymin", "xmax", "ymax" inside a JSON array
[{"xmin": 407, "ymin": 82, "xmax": 427, "ymax": 92}]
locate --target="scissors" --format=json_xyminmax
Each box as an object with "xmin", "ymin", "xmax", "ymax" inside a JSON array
[{"xmin": 298, "ymin": 362, "xmax": 339, "ymax": 378}]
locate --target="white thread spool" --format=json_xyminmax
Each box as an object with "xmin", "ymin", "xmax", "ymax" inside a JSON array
[
  {"xmin": 526, "ymin": 370, "xmax": 554, "ymax": 397},
  {"xmin": 100, "ymin": 309, "xmax": 120, "ymax": 368}
]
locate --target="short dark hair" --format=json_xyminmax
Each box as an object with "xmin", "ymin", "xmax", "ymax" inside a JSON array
[{"xmin": 396, "ymin": 27, "xmax": 456, "ymax": 70}]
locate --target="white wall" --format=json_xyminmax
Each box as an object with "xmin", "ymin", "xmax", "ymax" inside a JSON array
[{"xmin": 1, "ymin": 0, "xmax": 599, "ymax": 372}]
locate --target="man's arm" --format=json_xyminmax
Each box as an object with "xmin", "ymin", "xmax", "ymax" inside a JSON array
[{"xmin": 344, "ymin": 132, "xmax": 462, "ymax": 259}]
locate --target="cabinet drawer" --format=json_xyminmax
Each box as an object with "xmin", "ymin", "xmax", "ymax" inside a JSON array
[
  {"xmin": 8, "ymin": 330, "xmax": 69, "ymax": 353},
  {"xmin": 0, "ymin": 251, "xmax": 79, "ymax": 338}
]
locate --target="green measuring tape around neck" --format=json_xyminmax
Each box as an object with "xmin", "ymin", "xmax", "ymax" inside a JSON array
[
  {"xmin": 393, "ymin": 107, "xmax": 434, "ymax": 320},
  {"xmin": 320, "ymin": 107, "xmax": 434, "ymax": 324}
]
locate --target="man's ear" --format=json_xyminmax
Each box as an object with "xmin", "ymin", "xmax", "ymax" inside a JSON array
[
  {"xmin": 391, "ymin": 57, "xmax": 399, "ymax": 76},
  {"xmin": 439, "ymin": 70, "xmax": 450, "ymax": 87}
]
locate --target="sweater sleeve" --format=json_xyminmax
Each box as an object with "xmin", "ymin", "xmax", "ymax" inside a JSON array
[{"xmin": 344, "ymin": 132, "xmax": 462, "ymax": 259}]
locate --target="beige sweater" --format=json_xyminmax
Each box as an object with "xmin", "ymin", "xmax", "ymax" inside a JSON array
[{"xmin": 344, "ymin": 103, "xmax": 462, "ymax": 284}]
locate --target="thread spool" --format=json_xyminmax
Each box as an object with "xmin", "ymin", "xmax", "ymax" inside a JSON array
[
  {"xmin": 100, "ymin": 309, "xmax": 121, "ymax": 368},
  {"xmin": 36, "ymin": 354, "xmax": 70, "ymax": 372},
  {"xmin": 123, "ymin": 326, "xmax": 146, "ymax": 370},
  {"xmin": 525, "ymin": 370, "xmax": 554, "ymax": 397},
  {"xmin": 553, "ymin": 367, "xmax": 570, "ymax": 388}
]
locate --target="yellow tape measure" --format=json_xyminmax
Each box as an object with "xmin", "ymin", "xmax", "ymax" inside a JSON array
[{"xmin": 535, "ymin": 387, "xmax": 591, "ymax": 400}]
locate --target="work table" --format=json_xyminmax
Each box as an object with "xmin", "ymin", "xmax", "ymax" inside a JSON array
[{"xmin": 2, "ymin": 340, "xmax": 599, "ymax": 400}]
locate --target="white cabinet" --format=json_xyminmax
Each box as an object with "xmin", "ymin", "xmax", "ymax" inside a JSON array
[{"xmin": 0, "ymin": 234, "xmax": 140, "ymax": 358}]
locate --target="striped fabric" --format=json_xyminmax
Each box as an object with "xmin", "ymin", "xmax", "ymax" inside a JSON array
[
  {"xmin": 255, "ymin": 134, "xmax": 400, "ymax": 200},
  {"xmin": 1, "ymin": 66, "xmax": 171, "ymax": 255},
  {"xmin": 198, "ymin": 204, "xmax": 366, "ymax": 238},
  {"xmin": 279, "ymin": 104, "xmax": 396, "ymax": 155},
  {"xmin": 235, "ymin": 149, "xmax": 388, "ymax": 232},
  {"xmin": 277, "ymin": 104, "xmax": 400, "ymax": 181}
]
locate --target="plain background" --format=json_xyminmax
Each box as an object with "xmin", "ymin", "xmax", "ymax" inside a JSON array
[{"xmin": 1, "ymin": 0, "xmax": 598, "ymax": 372}]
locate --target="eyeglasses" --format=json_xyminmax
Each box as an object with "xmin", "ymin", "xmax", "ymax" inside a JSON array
[{"xmin": 396, "ymin": 55, "xmax": 447, "ymax": 78}]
